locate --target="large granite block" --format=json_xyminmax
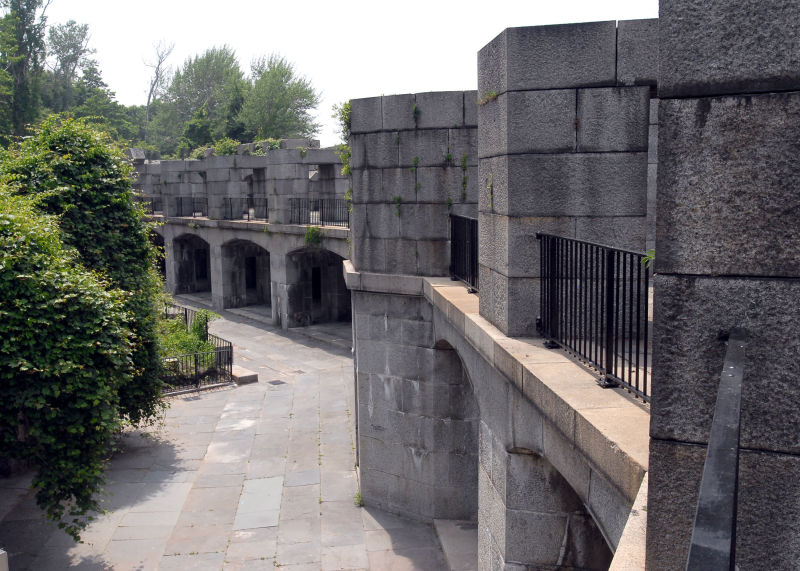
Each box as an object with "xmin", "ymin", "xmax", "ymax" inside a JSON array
[
  {"xmin": 464, "ymin": 91, "xmax": 478, "ymax": 127},
  {"xmin": 574, "ymin": 216, "xmax": 646, "ymax": 252},
  {"xmin": 416, "ymin": 167, "xmax": 465, "ymax": 204},
  {"xmin": 577, "ymin": 87, "xmax": 650, "ymax": 152},
  {"xmin": 659, "ymin": 0, "xmax": 800, "ymax": 97},
  {"xmin": 398, "ymin": 129, "xmax": 450, "ymax": 167},
  {"xmin": 616, "ymin": 18, "xmax": 658, "ymax": 86},
  {"xmin": 350, "ymin": 168, "xmax": 382, "ymax": 204},
  {"xmin": 447, "ymin": 127, "xmax": 478, "ymax": 168},
  {"xmin": 350, "ymin": 132, "xmax": 399, "ymax": 169},
  {"xmin": 483, "ymin": 153, "xmax": 647, "ymax": 217},
  {"xmin": 415, "ymin": 91, "xmax": 464, "ymax": 129},
  {"xmin": 380, "ymin": 168, "xmax": 417, "ymax": 204},
  {"xmin": 383, "ymin": 238, "xmax": 420, "ymax": 275},
  {"xmin": 400, "ymin": 204, "xmax": 449, "ymax": 241},
  {"xmin": 382, "ymin": 94, "xmax": 416, "ymax": 131},
  {"xmin": 478, "ymin": 267, "xmax": 540, "ymax": 336},
  {"xmin": 478, "ymin": 22, "xmax": 617, "ymax": 96},
  {"xmin": 478, "ymin": 90, "xmax": 576, "ymax": 159},
  {"xmin": 656, "ymin": 93, "xmax": 800, "ymax": 277},
  {"xmin": 350, "ymin": 96, "xmax": 382, "ymax": 134},
  {"xmin": 651, "ymin": 274, "xmax": 800, "ymax": 453},
  {"xmin": 415, "ymin": 239, "xmax": 449, "ymax": 277},
  {"xmin": 365, "ymin": 203, "xmax": 401, "ymax": 239},
  {"xmin": 352, "ymin": 237, "xmax": 386, "ymax": 273}
]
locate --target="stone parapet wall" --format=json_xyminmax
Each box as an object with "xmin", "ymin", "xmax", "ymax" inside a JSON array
[
  {"xmin": 349, "ymin": 91, "xmax": 478, "ymax": 277},
  {"xmin": 477, "ymin": 19, "xmax": 656, "ymax": 336}
]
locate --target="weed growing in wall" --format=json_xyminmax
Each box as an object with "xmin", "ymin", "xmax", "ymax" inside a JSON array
[
  {"xmin": 304, "ymin": 225, "xmax": 323, "ymax": 247},
  {"xmin": 393, "ymin": 195, "xmax": 402, "ymax": 216}
]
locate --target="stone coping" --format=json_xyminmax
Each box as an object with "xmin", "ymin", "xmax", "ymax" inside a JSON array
[
  {"xmin": 156, "ymin": 216, "xmax": 350, "ymax": 240},
  {"xmin": 344, "ymin": 263, "xmax": 650, "ymax": 561}
]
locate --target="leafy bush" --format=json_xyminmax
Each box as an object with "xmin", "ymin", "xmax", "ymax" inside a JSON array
[
  {"xmin": 0, "ymin": 190, "xmax": 133, "ymax": 540},
  {"xmin": 158, "ymin": 309, "xmax": 216, "ymax": 356},
  {"xmin": 0, "ymin": 116, "xmax": 165, "ymax": 426},
  {"xmin": 211, "ymin": 137, "xmax": 240, "ymax": 156},
  {"xmin": 304, "ymin": 225, "xmax": 322, "ymax": 247}
]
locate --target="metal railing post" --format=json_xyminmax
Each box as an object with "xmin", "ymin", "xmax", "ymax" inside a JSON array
[
  {"xmin": 548, "ymin": 236, "xmax": 559, "ymax": 340},
  {"xmin": 603, "ymin": 249, "xmax": 616, "ymax": 386}
]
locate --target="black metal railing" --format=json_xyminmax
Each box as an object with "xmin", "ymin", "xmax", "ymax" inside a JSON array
[
  {"xmin": 224, "ymin": 196, "xmax": 268, "ymax": 221},
  {"xmin": 162, "ymin": 346, "xmax": 233, "ymax": 392},
  {"xmin": 135, "ymin": 195, "xmax": 163, "ymax": 215},
  {"xmin": 289, "ymin": 198, "xmax": 349, "ymax": 228},
  {"xmin": 163, "ymin": 302, "xmax": 200, "ymax": 331},
  {"xmin": 537, "ymin": 233, "xmax": 651, "ymax": 401},
  {"xmin": 450, "ymin": 214, "xmax": 479, "ymax": 291},
  {"xmin": 686, "ymin": 328, "xmax": 746, "ymax": 570},
  {"xmin": 176, "ymin": 196, "xmax": 208, "ymax": 217}
]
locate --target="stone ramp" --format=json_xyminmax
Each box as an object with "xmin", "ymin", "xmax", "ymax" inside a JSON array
[{"xmin": 434, "ymin": 519, "xmax": 478, "ymax": 570}]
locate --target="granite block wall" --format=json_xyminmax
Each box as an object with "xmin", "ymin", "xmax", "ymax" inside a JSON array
[{"xmin": 477, "ymin": 20, "xmax": 655, "ymax": 336}]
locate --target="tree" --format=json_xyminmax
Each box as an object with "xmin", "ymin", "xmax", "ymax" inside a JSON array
[
  {"xmin": 238, "ymin": 54, "xmax": 319, "ymax": 140},
  {"xmin": 0, "ymin": 188, "xmax": 133, "ymax": 539},
  {"xmin": 0, "ymin": 0, "xmax": 48, "ymax": 139},
  {"xmin": 167, "ymin": 45, "xmax": 247, "ymax": 142},
  {"xmin": 0, "ymin": 116, "xmax": 166, "ymax": 427},
  {"xmin": 44, "ymin": 19, "xmax": 93, "ymax": 111},
  {"xmin": 144, "ymin": 40, "xmax": 173, "ymax": 129}
]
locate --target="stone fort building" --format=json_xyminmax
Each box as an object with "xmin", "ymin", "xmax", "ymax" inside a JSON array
[{"xmin": 136, "ymin": 3, "xmax": 800, "ymax": 568}]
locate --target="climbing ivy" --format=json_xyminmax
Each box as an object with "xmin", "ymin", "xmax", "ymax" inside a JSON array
[
  {"xmin": 0, "ymin": 116, "xmax": 166, "ymax": 426},
  {"xmin": 0, "ymin": 190, "xmax": 133, "ymax": 540}
]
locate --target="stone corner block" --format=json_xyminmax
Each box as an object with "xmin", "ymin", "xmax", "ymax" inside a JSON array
[
  {"xmin": 350, "ymin": 96, "xmax": 383, "ymax": 134},
  {"xmin": 616, "ymin": 18, "xmax": 658, "ymax": 87}
]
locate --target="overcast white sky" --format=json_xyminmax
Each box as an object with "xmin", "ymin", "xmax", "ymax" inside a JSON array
[{"xmin": 45, "ymin": 0, "xmax": 658, "ymax": 146}]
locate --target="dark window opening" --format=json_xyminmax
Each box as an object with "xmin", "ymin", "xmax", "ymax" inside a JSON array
[
  {"xmin": 312, "ymin": 267, "xmax": 322, "ymax": 303},
  {"xmin": 245, "ymin": 256, "xmax": 257, "ymax": 289}
]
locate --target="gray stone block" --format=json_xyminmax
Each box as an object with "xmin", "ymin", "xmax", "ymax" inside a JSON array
[
  {"xmin": 365, "ymin": 203, "xmax": 401, "ymax": 239},
  {"xmin": 415, "ymin": 240, "xmax": 449, "ymax": 277},
  {"xmin": 353, "ymin": 237, "xmax": 386, "ymax": 273},
  {"xmin": 415, "ymin": 167, "xmax": 464, "ymax": 204},
  {"xmin": 350, "ymin": 132, "xmax": 399, "ymax": 170},
  {"xmin": 649, "ymin": 98, "xmax": 659, "ymax": 125},
  {"xmin": 447, "ymin": 128, "xmax": 477, "ymax": 168},
  {"xmin": 485, "ymin": 153, "xmax": 648, "ymax": 217},
  {"xmin": 400, "ymin": 204, "xmax": 449, "ymax": 241},
  {"xmin": 505, "ymin": 510, "xmax": 567, "ymax": 565},
  {"xmin": 574, "ymin": 216, "xmax": 646, "ymax": 252},
  {"xmin": 415, "ymin": 91, "xmax": 464, "ymax": 129},
  {"xmin": 577, "ymin": 87, "xmax": 650, "ymax": 152},
  {"xmin": 383, "ymin": 238, "xmax": 419, "ymax": 275},
  {"xmin": 350, "ymin": 96, "xmax": 382, "ymax": 134},
  {"xmin": 616, "ymin": 19, "xmax": 658, "ymax": 86},
  {"xmin": 659, "ymin": 0, "xmax": 800, "ymax": 98},
  {"xmin": 480, "ymin": 90, "xmax": 577, "ymax": 159},
  {"xmin": 398, "ymin": 129, "xmax": 450, "ymax": 167},
  {"xmin": 657, "ymin": 92, "xmax": 800, "ymax": 277},
  {"xmin": 351, "ymin": 168, "xmax": 382, "ymax": 204},
  {"xmin": 478, "ymin": 22, "xmax": 617, "ymax": 95},
  {"xmin": 382, "ymin": 94, "xmax": 416, "ymax": 131},
  {"xmin": 645, "ymin": 439, "xmax": 704, "ymax": 570},
  {"xmin": 647, "ymin": 123, "xmax": 658, "ymax": 164},
  {"xmin": 380, "ymin": 168, "xmax": 417, "ymax": 204},
  {"xmin": 464, "ymin": 91, "xmax": 478, "ymax": 127},
  {"xmin": 651, "ymin": 274, "xmax": 800, "ymax": 454}
]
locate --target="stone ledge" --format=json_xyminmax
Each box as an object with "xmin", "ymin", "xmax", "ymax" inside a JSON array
[
  {"xmin": 232, "ymin": 365, "xmax": 258, "ymax": 385},
  {"xmin": 343, "ymin": 262, "xmax": 425, "ymax": 296}
]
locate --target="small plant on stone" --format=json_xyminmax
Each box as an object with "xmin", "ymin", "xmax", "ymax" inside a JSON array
[
  {"xmin": 641, "ymin": 249, "xmax": 655, "ymax": 269},
  {"xmin": 354, "ymin": 491, "xmax": 364, "ymax": 507},
  {"xmin": 393, "ymin": 195, "xmax": 402, "ymax": 216},
  {"xmin": 304, "ymin": 226, "xmax": 323, "ymax": 247},
  {"xmin": 446, "ymin": 197, "xmax": 453, "ymax": 211},
  {"xmin": 298, "ymin": 147, "xmax": 307, "ymax": 158},
  {"xmin": 478, "ymin": 91, "xmax": 499, "ymax": 105},
  {"xmin": 445, "ymin": 149, "xmax": 453, "ymax": 164},
  {"xmin": 412, "ymin": 102, "xmax": 419, "ymax": 124},
  {"xmin": 410, "ymin": 156, "xmax": 419, "ymax": 173}
]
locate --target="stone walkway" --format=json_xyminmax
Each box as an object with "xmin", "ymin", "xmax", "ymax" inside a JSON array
[{"xmin": 0, "ymin": 310, "xmax": 447, "ymax": 570}]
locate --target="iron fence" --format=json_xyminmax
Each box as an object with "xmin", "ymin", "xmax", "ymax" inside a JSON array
[
  {"xmin": 176, "ymin": 196, "xmax": 208, "ymax": 217},
  {"xmin": 537, "ymin": 233, "xmax": 651, "ymax": 401},
  {"xmin": 289, "ymin": 198, "xmax": 349, "ymax": 228},
  {"xmin": 162, "ymin": 346, "xmax": 233, "ymax": 392},
  {"xmin": 224, "ymin": 196, "xmax": 268, "ymax": 221},
  {"xmin": 450, "ymin": 214, "xmax": 479, "ymax": 291},
  {"xmin": 135, "ymin": 195, "xmax": 163, "ymax": 215},
  {"xmin": 163, "ymin": 302, "xmax": 200, "ymax": 331}
]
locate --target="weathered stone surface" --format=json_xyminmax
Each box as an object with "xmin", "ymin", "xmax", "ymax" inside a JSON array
[
  {"xmin": 464, "ymin": 91, "xmax": 478, "ymax": 127},
  {"xmin": 479, "ymin": 90, "xmax": 576, "ymax": 159},
  {"xmin": 659, "ymin": 0, "xmax": 800, "ymax": 97},
  {"xmin": 482, "ymin": 153, "xmax": 647, "ymax": 217},
  {"xmin": 398, "ymin": 129, "xmax": 449, "ymax": 167},
  {"xmin": 415, "ymin": 91, "xmax": 464, "ymax": 129},
  {"xmin": 350, "ymin": 96, "xmax": 382, "ymax": 133},
  {"xmin": 350, "ymin": 132, "xmax": 399, "ymax": 170},
  {"xmin": 382, "ymin": 94, "xmax": 416, "ymax": 131},
  {"xmin": 351, "ymin": 168, "xmax": 383, "ymax": 204},
  {"xmin": 574, "ymin": 216, "xmax": 646, "ymax": 252},
  {"xmin": 652, "ymin": 274, "xmax": 800, "ymax": 453},
  {"xmin": 447, "ymin": 127, "xmax": 478, "ymax": 168},
  {"xmin": 478, "ymin": 22, "xmax": 617, "ymax": 95},
  {"xmin": 656, "ymin": 93, "xmax": 800, "ymax": 277},
  {"xmin": 616, "ymin": 19, "xmax": 658, "ymax": 86},
  {"xmin": 577, "ymin": 87, "xmax": 649, "ymax": 152}
]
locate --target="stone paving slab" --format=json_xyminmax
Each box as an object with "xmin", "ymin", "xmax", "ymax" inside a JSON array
[{"xmin": 0, "ymin": 310, "xmax": 445, "ymax": 570}]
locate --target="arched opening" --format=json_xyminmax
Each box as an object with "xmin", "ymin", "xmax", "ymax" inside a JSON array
[
  {"xmin": 173, "ymin": 234, "xmax": 210, "ymax": 294},
  {"xmin": 285, "ymin": 248, "xmax": 351, "ymax": 327},
  {"xmin": 150, "ymin": 229, "xmax": 166, "ymax": 280},
  {"xmin": 221, "ymin": 239, "xmax": 271, "ymax": 310}
]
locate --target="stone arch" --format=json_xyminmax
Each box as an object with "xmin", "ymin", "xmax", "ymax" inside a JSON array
[
  {"xmin": 284, "ymin": 247, "xmax": 351, "ymax": 327},
  {"xmin": 173, "ymin": 233, "xmax": 210, "ymax": 294},
  {"xmin": 220, "ymin": 239, "xmax": 271, "ymax": 309}
]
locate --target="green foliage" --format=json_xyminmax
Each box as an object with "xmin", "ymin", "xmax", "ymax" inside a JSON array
[
  {"xmin": 446, "ymin": 197, "xmax": 453, "ymax": 211},
  {"xmin": 410, "ymin": 156, "xmax": 418, "ymax": 173},
  {"xmin": 304, "ymin": 225, "xmax": 322, "ymax": 247},
  {"xmin": 0, "ymin": 116, "xmax": 166, "ymax": 426},
  {"xmin": 238, "ymin": 54, "xmax": 320, "ymax": 140},
  {"xmin": 478, "ymin": 91, "xmax": 498, "ymax": 105},
  {"xmin": 354, "ymin": 491, "xmax": 364, "ymax": 507},
  {"xmin": 336, "ymin": 143, "xmax": 351, "ymax": 176},
  {"xmin": 331, "ymin": 100, "xmax": 350, "ymax": 143},
  {"xmin": 393, "ymin": 195, "xmax": 402, "ymax": 216},
  {"xmin": 158, "ymin": 310, "xmax": 215, "ymax": 356},
  {"xmin": 0, "ymin": 189, "xmax": 133, "ymax": 540},
  {"xmin": 344, "ymin": 187, "xmax": 353, "ymax": 213},
  {"xmin": 211, "ymin": 136, "xmax": 240, "ymax": 156},
  {"xmin": 642, "ymin": 249, "xmax": 655, "ymax": 269}
]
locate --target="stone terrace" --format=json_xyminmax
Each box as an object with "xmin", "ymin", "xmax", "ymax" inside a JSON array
[{"xmin": 0, "ymin": 312, "xmax": 447, "ymax": 570}]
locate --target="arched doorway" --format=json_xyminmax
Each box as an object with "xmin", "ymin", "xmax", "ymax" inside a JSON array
[
  {"xmin": 173, "ymin": 234, "xmax": 210, "ymax": 294},
  {"xmin": 285, "ymin": 248, "xmax": 351, "ymax": 327},
  {"xmin": 221, "ymin": 239, "xmax": 271, "ymax": 309}
]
